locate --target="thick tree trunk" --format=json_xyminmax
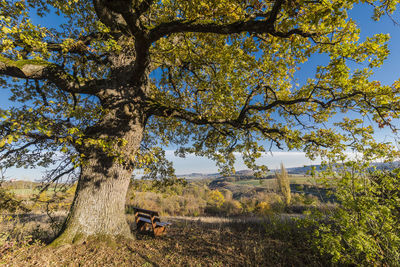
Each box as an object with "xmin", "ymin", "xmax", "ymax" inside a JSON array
[
  {"xmin": 53, "ymin": 161, "xmax": 134, "ymax": 245},
  {"xmin": 52, "ymin": 105, "xmax": 145, "ymax": 245}
]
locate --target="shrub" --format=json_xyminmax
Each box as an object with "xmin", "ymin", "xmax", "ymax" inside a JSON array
[
  {"xmin": 207, "ymin": 190, "xmax": 225, "ymax": 208},
  {"xmin": 0, "ymin": 188, "xmax": 29, "ymax": 212},
  {"xmin": 220, "ymin": 199, "xmax": 242, "ymax": 215},
  {"xmin": 256, "ymin": 201, "xmax": 271, "ymax": 215},
  {"xmin": 311, "ymin": 163, "xmax": 400, "ymax": 265}
]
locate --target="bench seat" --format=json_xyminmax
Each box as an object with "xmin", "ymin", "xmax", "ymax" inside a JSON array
[
  {"xmin": 156, "ymin": 221, "xmax": 172, "ymax": 227},
  {"xmin": 137, "ymin": 217, "xmax": 152, "ymax": 224}
]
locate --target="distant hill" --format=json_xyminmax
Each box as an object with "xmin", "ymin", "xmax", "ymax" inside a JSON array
[
  {"xmin": 177, "ymin": 169, "xmax": 256, "ymax": 180},
  {"xmin": 178, "ymin": 161, "xmax": 400, "ymax": 179},
  {"xmin": 285, "ymin": 161, "xmax": 400, "ymax": 174},
  {"xmin": 285, "ymin": 165, "xmax": 324, "ymax": 175}
]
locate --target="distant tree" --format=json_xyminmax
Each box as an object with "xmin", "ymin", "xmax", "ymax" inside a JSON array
[
  {"xmin": 1, "ymin": 0, "xmax": 400, "ymax": 244},
  {"xmin": 275, "ymin": 163, "xmax": 291, "ymax": 205}
]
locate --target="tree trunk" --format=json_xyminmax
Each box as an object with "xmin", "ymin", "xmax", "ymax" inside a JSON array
[
  {"xmin": 52, "ymin": 105, "xmax": 145, "ymax": 245},
  {"xmin": 53, "ymin": 161, "xmax": 133, "ymax": 245}
]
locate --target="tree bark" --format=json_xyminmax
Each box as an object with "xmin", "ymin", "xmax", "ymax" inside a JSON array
[
  {"xmin": 53, "ymin": 161, "xmax": 134, "ymax": 244},
  {"xmin": 52, "ymin": 104, "xmax": 145, "ymax": 245}
]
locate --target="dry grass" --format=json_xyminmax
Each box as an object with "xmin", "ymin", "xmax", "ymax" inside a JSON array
[{"xmin": 1, "ymin": 212, "xmax": 326, "ymax": 266}]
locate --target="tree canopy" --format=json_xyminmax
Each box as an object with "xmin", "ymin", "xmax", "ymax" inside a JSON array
[{"xmin": 0, "ymin": 0, "xmax": 400, "ymax": 243}]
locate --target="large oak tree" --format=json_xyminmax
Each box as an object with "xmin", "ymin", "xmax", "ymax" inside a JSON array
[{"xmin": 1, "ymin": 0, "xmax": 400, "ymax": 244}]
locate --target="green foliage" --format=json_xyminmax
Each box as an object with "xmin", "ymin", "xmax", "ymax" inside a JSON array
[
  {"xmin": 1, "ymin": 0, "xmax": 400, "ymax": 179},
  {"xmin": 310, "ymin": 163, "xmax": 400, "ymax": 265},
  {"xmin": 1, "ymin": 0, "xmax": 400, "ymax": 246}
]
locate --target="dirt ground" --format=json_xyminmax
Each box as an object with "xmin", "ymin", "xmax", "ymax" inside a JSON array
[{"xmin": 0, "ymin": 214, "xmax": 325, "ymax": 266}]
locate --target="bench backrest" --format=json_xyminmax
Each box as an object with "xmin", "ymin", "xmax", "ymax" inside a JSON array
[{"xmin": 131, "ymin": 206, "xmax": 159, "ymax": 217}]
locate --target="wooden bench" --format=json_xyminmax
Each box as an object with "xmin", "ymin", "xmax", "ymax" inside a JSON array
[{"xmin": 130, "ymin": 206, "xmax": 171, "ymax": 236}]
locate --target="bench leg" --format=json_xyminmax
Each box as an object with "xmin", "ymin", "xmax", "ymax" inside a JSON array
[
  {"xmin": 153, "ymin": 226, "xmax": 166, "ymax": 236},
  {"xmin": 137, "ymin": 221, "xmax": 151, "ymax": 232}
]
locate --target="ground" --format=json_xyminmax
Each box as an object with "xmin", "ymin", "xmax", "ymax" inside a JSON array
[{"xmin": 0, "ymin": 213, "xmax": 326, "ymax": 266}]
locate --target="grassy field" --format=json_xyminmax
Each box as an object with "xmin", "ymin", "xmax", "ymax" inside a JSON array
[
  {"xmin": 233, "ymin": 179, "xmax": 265, "ymax": 186},
  {"xmin": 233, "ymin": 176, "xmax": 315, "ymax": 187},
  {"xmin": 8, "ymin": 188, "xmax": 60, "ymax": 198}
]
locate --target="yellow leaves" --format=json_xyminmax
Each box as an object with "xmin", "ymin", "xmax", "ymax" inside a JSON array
[
  {"xmin": 136, "ymin": 153, "xmax": 155, "ymax": 167},
  {"xmin": 392, "ymin": 79, "xmax": 400, "ymax": 91},
  {"xmin": 157, "ymin": 0, "xmax": 245, "ymax": 22},
  {"xmin": 208, "ymin": 189, "xmax": 225, "ymax": 207},
  {"xmin": 256, "ymin": 201, "xmax": 271, "ymax": 215},
  {"xmin": 0, "ymin": 135, "xmax": 14, "ymax": 148},
  {"xmin": 1, "ymin": 26, "xmax": 11, "ymax": 34},
  {"xmin": 95, "ymin": 21, "xmax": 110, "ymax": 34},
  {"xmin": 67, "ymin": 127, "xmax": 80, "ymax": 135},
  {"xmin": 6, "ymin": 135, "xmax": 13, "ymax": 143},
  {"xmin": 61, "ymin": 38, "xmax": 76, "ymax": 53},
  {"xmin": 0, "ymin": 112, "xmax": 7, "ymax": 120}
]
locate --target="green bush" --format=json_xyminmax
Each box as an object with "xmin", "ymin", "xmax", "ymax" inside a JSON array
[{"xmin": 311, "ymin": 164, "xmax": 400, "ymax": 265}]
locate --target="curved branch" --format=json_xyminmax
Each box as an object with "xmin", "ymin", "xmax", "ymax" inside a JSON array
[
  {"xmin": 0, "ymin": 56, "xmax": 107, "ymax": 95},
  {"xmin": 93, "ymin": 0, "xmax": 130, "ymax": 34},
  {"xmin": 0, "ymin": 140, "xmax": 41, "ymax": 161},
  {"xmin": 149, "ymin": 0, "xmax": 313, "ymax": 43},
  {"xmin": 149, "ymin": 19, "xmax": 315, "ymax": 42},
  {"xmin": 147, "ymin": 88, "xmax": 372, "ymax": 132}
]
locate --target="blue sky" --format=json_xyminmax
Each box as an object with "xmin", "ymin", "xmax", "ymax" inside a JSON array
[{"xmin": 1, "ymin": 4, "xmax": 400, "ymax": 180}]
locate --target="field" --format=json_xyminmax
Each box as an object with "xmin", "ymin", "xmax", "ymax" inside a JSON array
[
  {"xmin": 233, "ymin": 175, "xmax": 315, "ymax": 187},
  {"xmin": 8, "ymin": 188, "xmax": 57, "ymax": 197}
]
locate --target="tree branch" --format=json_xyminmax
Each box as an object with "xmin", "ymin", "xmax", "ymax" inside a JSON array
[
  {"xmin": 135, "ymin": 0, "xmax": 155, "ymax": 16},
  {"xmin": 149, "ymin": 19, "xmax": 315, "ymax": 42},
  {"xmin": 147, "ymin": 88, "xmax": 372, "ymax": 134},
  {"xmin": 93, "ymin": 0, "xmax": 131, "ymax": 34},
  {"xmin": 0, "ymin": 140, "xmax": 41, "ymax": 161},
  {"xmin": 149, "ymin": 0, "xmax": 314, "ymax": 43},
  {"xmin": 0, "ymin": 56, "xmax": 107, "ymax": 95},
  {"xmin": 265, "ymin": 0, "xmax": 285, "ymax": 25}
]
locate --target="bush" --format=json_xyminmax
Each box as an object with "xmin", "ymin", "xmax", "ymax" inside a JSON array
[
  {"xmin": 311, "ymin": 164, "xmax": 400, "ymax": 265},
  {"xmin": 220, "ymin": 199, "xmax": 242, "ymax": 215},
  {"xmin": 0, "ymin": 188, "xmax": 29, "ymax": 212},
  {"xmin": 207, "ymin": 190, "xmax": 225, "ymax": 208}
]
